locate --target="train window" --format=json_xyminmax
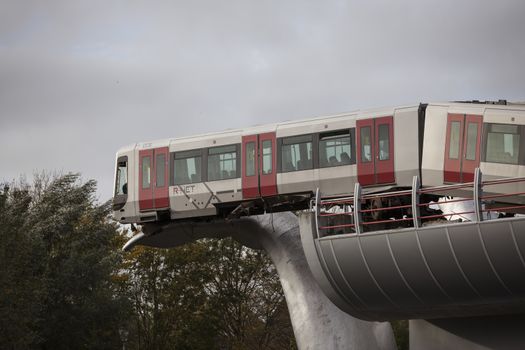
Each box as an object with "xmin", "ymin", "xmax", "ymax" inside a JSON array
[
  {"xmin": 262, "ymin": 140, "xmax": 272, "ymax": 174},
  {"xmin": 485, "ymin": 123, "xmax": 520, "ymax": 164},
  {"xmin": 208, "ymin": 145, "xmax": 237, "ymax": 181},
  {"xmin": 115, "ymin": 159, "xmax": 128, "ymax": 195},
  {"xmin": 319, "ymin": 130, "xmax": 351, "ymax": 167},
  {"xmin": 360, "ymin": 127, "xmax": 372, "ymax": 162},
  {"xmin": 465, "ymin": 122, "xmax": 478, "ymax": 161},
  {"xmin": 378, "ymin": 124, "xmax": 390, "ymax": 161},
  {"xmin": 156, "ymin": 154, "xmax": 165, "ymax": 187},
  {"xmin": 246, "ymin": 142, "xmax": 256, "ymax": 176},
  {"xmin": 448, "ymin": 121, "xmax": 461, "ymax": 159},
  {"xmin": 281, "ymin": 135, "xmax": 313, "ymax": 172},
  {"xmin": 142, "ymin": 156, "xmax": 151, "ymax": 189},
  {"xmin": 174, "ymin": 150, "xmax": 202, "ymax": 184}
]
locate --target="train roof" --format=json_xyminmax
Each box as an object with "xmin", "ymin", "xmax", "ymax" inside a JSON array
[
  {"xmin": 117, "ymin": 104, "xmax": 417, "ymax": 153},
  {"xmin": 429, "ymin": 101, "xmax": 525, "ymax": 110},
  {"xmin": 116, "ymin": 100, "xmax": 525, "ymax": 154}
]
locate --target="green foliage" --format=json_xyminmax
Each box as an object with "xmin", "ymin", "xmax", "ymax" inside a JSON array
[
  {"xmin": 0, "ymin": 174, "xmax": 128, "ymax": 349},
  {"xmin": 0, "ymin": 182, "xmax": 42, "ymax": 348},
  {"xmin": 122, "ymin": 238, "xmax": 296, "ymax": 350},
  {"xmin": 391, "ymin": 319, "xmax": 409, "ymax": 350},
  {"xmin": 0, "ymin": 173, "xmax": 296, "ymax": 349}
]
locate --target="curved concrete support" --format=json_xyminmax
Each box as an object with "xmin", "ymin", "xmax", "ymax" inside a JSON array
[{"xmin": 124, "ymin": 212, "xmax": 396, "ymax": 350}]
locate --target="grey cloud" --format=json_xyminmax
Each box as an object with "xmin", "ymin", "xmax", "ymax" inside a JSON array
[{"xmin": 1, "ymin": 0, "xmax": 524, "ymax": 199}]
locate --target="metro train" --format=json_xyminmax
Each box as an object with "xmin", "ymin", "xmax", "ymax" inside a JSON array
[{"xmin": 113, "ymin": 100, "xmax": 525, "ymax": 225}]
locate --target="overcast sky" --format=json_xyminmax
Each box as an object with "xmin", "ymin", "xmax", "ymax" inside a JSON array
[{"xmin": 1, "ymin": 0, "xmax": 524, "ymax": 201}]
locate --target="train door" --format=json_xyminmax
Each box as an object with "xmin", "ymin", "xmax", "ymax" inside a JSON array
[
  {"xmin": 444, "ymin": 114, "xmax": 482, "ymax": 183},
  {"xmin": 139, "ymin": 147, "xmax": 170, "ymax": 211},
  {"xmin": 153, "ymin": 147, "xmax": 169, "ymax": 208},
  {"xmin": 242, "ymin": 133, "xmax": 278, "ymax": 199},
  {"xmin": 356, "ymin": 116, "xmax": 395, "ymax": 186}
]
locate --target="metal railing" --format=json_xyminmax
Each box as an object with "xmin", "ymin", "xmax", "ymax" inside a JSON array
[{"xmin": 314, "ymin": 168, "xmax": 525, "ymax": 239}]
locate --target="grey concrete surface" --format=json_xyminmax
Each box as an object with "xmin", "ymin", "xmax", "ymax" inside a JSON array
[{"xmin": 124, "ymin": 212, "xmax": 396, "ymax": 350}]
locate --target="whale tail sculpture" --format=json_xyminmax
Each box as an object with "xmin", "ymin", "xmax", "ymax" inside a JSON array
[{"xmin": 124, "ymin": 212, "xmax": 397, "ymax": 350}]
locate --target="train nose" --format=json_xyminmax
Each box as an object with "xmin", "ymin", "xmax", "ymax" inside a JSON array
[
  {"xmin": 112, "ymin": 195, "xmax": 127, "ymax": 211},
  {"xmin": 113, "ymin": 156, "xmax": 128, "ymax": 212}
]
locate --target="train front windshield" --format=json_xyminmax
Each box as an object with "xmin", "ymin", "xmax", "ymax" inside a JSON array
[{"xmin": 115, "ymin": 159, "xmax": 128, "ymax": 196}]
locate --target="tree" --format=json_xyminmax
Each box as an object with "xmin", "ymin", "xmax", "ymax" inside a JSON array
[
  {"xmin": 391, "ymin": 319, "xmax": 409, "ymax": 350},
  {"xmin": 0, "ymin": 174, "xmax": 130, "ymax": 349},
  {"xmin": 200, "ymin": 238, "xmax": 294, "ymax": 350},
  {"xmin": 0, "ymin": 182, "xmax": 43, "ymax": 348},
  {"xmin": 122, "ymin": 238, "xmax": 297, "ymax": 350},
  {"xmin": 122, "ymin": 243, "xmax": 219, "ymax": 350},
  {"xmin": 0, "ymin": 173, "xmax": 297, "ymax": 349}
]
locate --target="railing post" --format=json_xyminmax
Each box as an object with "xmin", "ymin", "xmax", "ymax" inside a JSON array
[
  {"xmin": 314, "ymin": 188, "xmax": 321, "ymax": 239},
  {"xmin": 412, "ymin": 175, "xmax": 421, "ymax": 229},
  {"xmin": 353, "ymin": 182, "xmax": 362, "ymax": 234},
  {"xmin": 474, "ymin": 168, "xmax": 483, "ymax": 222}
]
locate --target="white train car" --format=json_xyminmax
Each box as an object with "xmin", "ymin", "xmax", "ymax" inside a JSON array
[
  {"xmin": 421, "ymin": 101, "xmax": 525, "ymax": 206},
  {"xmin": 113, "ymin": 105, "xmax": 422, "ymax": 224}
]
